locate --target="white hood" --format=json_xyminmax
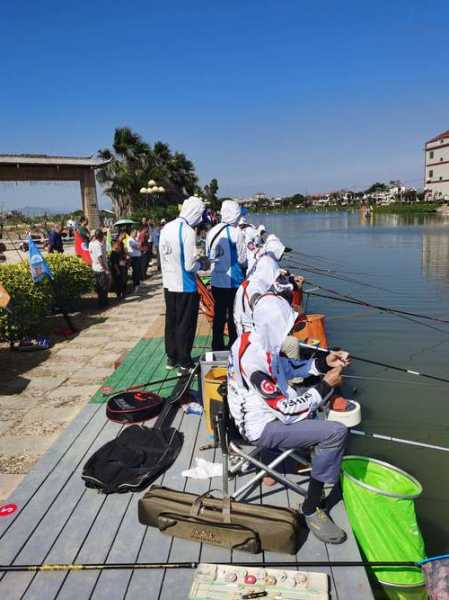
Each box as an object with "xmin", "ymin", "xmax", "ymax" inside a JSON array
[
  {"xmin": 252, "ymin": 294, "xmax": 296, "ymax": 353},
  {"xmin": 221, "ymin": 200, "xmax": 241, "ymax": 225},
  {"xmin": 180, "ymin": 196, "xmax": 205, "ymax": 226},
  {"xmin": 246, "ymin": 254, "xmax": 280, "ymax": 298},
  {"xmin": 263, "ymin": 234, "xmax": 285, "ymax": 261}
]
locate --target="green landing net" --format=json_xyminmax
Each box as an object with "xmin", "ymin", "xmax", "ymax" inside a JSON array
[{"xmin": 341, "ymin": 456, "xmax": 426, "ymax": 599}]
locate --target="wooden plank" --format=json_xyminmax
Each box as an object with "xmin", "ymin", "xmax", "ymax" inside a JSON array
[
  {"xmin": 7, "ymin": 419, "xmax": 121, "ymax": 600},
  {"xmin": 154, "ymin": 415, "xmax": 203, "ymax": 600},
  {"xmin": 0, "ymin": 403, "xmax": 102, "ymax": 539},
  {"xmin": 158, "ymin": 411, "xmax": 219, "ymax": 600},
  {"xmin": 124, "ymin": 410, "xmax": 195, "ymax": 599},
  {"xmin": 0, "ymin": 405, "xmax": 109, "ymax": 569},
  {"xmin": 286, "ymin": 475, "xmax": 336, "ymax": 598},
  {"xmin": 89, "ymin": 338, "xmax": 156, "ymax": 403},
  {"xmin": 231, "ymin": 450, "xmax": 265, "ymax": 567},
  {"xmin": 326, "ymin": 497, "xmax": 374, "ymax": 599},
  {"xmin": 88, "ymin": 414, "xmax": 170, "ymax": 600},
  {"xmin": 54, "ymin": 490, "xmax": 135, "ymax": 599}
]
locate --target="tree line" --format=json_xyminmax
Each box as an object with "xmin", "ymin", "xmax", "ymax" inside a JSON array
[{"xmin": 96, "ymin": 127, "xmax": 219, "ymax": 217}]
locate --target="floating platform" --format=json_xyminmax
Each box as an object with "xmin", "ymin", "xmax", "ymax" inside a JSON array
[{"xmin": 0, "ymin": 323, "xmax": 374, "ymax": 599}]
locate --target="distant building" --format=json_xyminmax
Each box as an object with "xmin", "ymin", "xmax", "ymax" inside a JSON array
[{"xmin": 425, "ymin": 130, "xmax": 449, "ymax": 200}]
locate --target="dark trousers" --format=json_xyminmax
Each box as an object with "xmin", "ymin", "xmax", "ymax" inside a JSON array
[
  {"xmin": 141, "ymin": 251, "xmax": 151, "ymax": 278},
  {"xmin": 112, "ymin": 267, "xmax": 127, "ymax": 298},
  {"xmin": 164, "ymin": 289, "xmax": 199, "ymax": 368},
  {"xmin": 131, "ymin": 257, "xmax": 141, "ymax": 288},
  {"xmin": 258, "ymin": 419, "xmax": 348, "ymax": 484},
  {"xmin": 211, "ymin": 286, "xmax": 238, "ymax": 351},
  {"xmin": 93, "ymin": 271, "xmax": 110, "ymax": 307}
]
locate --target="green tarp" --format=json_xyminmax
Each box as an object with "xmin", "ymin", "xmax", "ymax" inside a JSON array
[{"xmin": 341, "ymin": 456, "xmax": 426, "ymax": 598}]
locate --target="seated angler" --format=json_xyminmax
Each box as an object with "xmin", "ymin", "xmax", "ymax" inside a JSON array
[
  {"xmin": 234, "ymin": 234, "xmax": 304, "ymax": 337},
  {"xmin": 228, "ymin": 290, "xmax": 351, "ymax": 544}
]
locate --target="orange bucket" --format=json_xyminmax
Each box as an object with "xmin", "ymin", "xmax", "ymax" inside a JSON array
[{"xmin": 292, "ymin": 313, "xmax": 328, "ymax": 348}]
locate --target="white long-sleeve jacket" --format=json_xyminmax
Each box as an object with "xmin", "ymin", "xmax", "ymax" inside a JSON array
[
  {"xmin": 234, "ymin": 241, "xmax": 283, "ymax": 336},
  {"xmin": 160, "ymin": 196, "xmax": 205, "ymax": 292},
  {"xmin": 206, "ymin": 200, "xmax": 246, "ymax": 289},
  {"xmin": 228, "ymin": 295, "xmax": 331, "ymax": 441}
]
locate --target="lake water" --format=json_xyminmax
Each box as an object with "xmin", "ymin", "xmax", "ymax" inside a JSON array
[{"xmin": 254, "ymin": 210, "xmax": 449, "ymax": 557}]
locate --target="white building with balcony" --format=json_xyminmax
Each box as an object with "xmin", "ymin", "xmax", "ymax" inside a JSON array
[{"xmin": 425, "ymin": 130, "xmax": 449, "ymax": 199}]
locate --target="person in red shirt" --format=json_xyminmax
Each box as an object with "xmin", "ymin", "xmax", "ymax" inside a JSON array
[{"xmin": 137, "ymin": 223, "xmax": 150, "ymax": 279}]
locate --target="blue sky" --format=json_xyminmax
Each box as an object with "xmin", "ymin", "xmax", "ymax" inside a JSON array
[{"xmin": 1, "ymin": 0, "xmax": 448, "ymax": 210}]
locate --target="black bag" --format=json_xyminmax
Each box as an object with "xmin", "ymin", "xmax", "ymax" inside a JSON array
[
  {"xmin": 106, "ymin": 391, "xmax": 164, "ymax": 424},
  {"xmin": 82, "ymin": 425, "xmax": 183, "ymax": 494}
]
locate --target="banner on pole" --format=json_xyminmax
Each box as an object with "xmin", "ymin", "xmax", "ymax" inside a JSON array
[{"xmin": 28, "ymin": 238, "xmax": 53, "ymax": 283}]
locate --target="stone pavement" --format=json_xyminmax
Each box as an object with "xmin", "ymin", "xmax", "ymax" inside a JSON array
[{"xmin": 0, "ymin": 274, "xmax": 165, "ymax": 502}]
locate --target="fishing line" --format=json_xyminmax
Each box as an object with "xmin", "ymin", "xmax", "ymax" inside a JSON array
[
  {"xmin": 304, "ymin": 286, "xmax": 449, "ymax": 333},
  {"xmin": 286, "ymin": 259, "xmax": 395, "ymax": 293},
  {"xmin": 298, "ymin": 341, "xmax": 449, "ymax": 385},
  {"xmin": 342, "ymin": 374, "xmax": 448, "ymax": 388}
]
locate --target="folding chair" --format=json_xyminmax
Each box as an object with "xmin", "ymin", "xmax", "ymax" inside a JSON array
[{"xmin": 214, "ymin": 383, "xmax": 312, "ymax": 502}]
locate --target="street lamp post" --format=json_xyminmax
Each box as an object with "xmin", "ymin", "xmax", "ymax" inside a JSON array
[{"xmin": 139, "ymin": 180, "xmax": 166, "ymax": 212}]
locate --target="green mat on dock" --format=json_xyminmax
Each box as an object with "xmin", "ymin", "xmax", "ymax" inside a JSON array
[{"xmin": 90, "ymin": 335, "xmax": 211, "ymax": 404}]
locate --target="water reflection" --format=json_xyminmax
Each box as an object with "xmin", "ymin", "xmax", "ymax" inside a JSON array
[
  {"xmin": 422, "ymin": 226, "xmax": 449, "ymax": 286},
  {"xmin": 255, "ymin": 210, "xmax": 449, "ymax": 556}
]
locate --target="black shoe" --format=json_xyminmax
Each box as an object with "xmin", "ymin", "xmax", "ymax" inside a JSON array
[{"xmin": 166, "ymin": 358, "xmax": 178, "ymax": 370}]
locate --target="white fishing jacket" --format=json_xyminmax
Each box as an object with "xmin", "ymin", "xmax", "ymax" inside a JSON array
[
  {"xmin": 228, "ymin": 295, "xmax": 331, "ymax": 441},
  {"xmin": 160, "ymin": 196, "xmax": 205, "ymax": 292},
  {"xmin": 234, "ymin": 235, "xmax": 285, "ymax": 336},
  {"xmin": 206, "ymin": 200, "xmax": 246, "ymax": 289}
]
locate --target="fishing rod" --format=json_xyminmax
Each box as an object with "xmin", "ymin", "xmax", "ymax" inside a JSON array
[
  {"xmin": 305, "ymin": 286, "xmax": 449, "ymax": 336},
  {"xmin": 298, "ymin": 341, "xmax": 449, "ymax": 385},
  {"xmin": 304, "ymin": 286, "xmax": 449, "ymax": 326},
  {"xmin": 100, "ymin": 375, "xmax": 182, "ymax": 396},
  {"xmin": 286, "ymin": 258, "xmax": 395, "ymax": 293},
  {"xmin": 0, "ymin": 559, "xmax": 431, "ymax": 572},
  {"xmin": 351, "ymin": 430, "xmax": 449, "ymax": 453}
]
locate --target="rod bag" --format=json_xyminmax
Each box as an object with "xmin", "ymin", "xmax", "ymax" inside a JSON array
[{"xmin": 138, "ymin": 485, "xmax": 300, "ymax": 555}]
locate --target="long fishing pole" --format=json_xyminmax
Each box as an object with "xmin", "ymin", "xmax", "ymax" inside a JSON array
[
  {"xmin": 298, "ymin": 341, "xmax": 449, "ymax": 385},
  {"xmin": 305, "ymin": 286, "xmax": 449, "ymax": 326},
  {"xmin": 0, "ymin": 559, "xmax": 426, "ymax": 572},
  {"xmin": 100, "ymin": 375, "xmax": 182, "ymax": 396},
  {"xmin": 351, "ymin": 430, "xmax": 449, "ymax": 453},
  {"xmin": 286, "ymin": 258, "xmax": 395, "ymax": 293}
]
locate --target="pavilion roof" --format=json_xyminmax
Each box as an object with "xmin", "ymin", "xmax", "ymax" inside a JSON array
[{"xmin": 0, "ymin": 154, "xmax": 109, "ymax": 168}]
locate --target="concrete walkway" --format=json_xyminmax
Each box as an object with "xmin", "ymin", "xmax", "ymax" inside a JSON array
[{"xmin": 0, "ymin": 274, "xmax": 165, "ymax": 502}]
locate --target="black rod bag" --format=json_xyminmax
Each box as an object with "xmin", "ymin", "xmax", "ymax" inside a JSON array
[{"xmin": 82, "ymin": 425, "xmax": 183, "ymax": 494}]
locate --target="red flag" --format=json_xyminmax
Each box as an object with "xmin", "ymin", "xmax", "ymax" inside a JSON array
[{"xmin": 75, "ymin": 230, "xmax": 91, "ymax": 266}]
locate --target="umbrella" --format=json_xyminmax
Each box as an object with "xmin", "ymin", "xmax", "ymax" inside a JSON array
[{"xmin": 114, "ymin": 219, "xmax": 136, "ymax": 226}]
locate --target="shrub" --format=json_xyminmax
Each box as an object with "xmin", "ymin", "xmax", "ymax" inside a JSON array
[
  {"xmin": 0, "ymin": 255, "xmax": 93, "ymax": 343},
  {"xmin": 46, "ymin": 254, "xmax": 93, "ymax": 311}
]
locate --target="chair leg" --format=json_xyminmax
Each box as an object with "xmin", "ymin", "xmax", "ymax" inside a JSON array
[
  {"xmin": 228, "ymin": 447, "xmax": 259, "ymax": 474},
  {"xmin": 230, "ymin": 443, "xmax": 309, "ymax": 499}
]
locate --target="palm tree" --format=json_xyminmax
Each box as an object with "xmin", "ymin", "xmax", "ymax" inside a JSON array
[{"xmin": 96, "ymin": 127, "xmax": 200, "ymax": 217}]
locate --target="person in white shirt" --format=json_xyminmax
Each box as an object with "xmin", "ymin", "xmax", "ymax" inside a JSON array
[
  {"xmin": 206, "ymin": 200, "xmax": 246, "ymax": 350},
  {"xmin": 159, "ymin": 196, "xmax": 209, "ymax": 373},
  {"xmin": 88, "ymin": 229, "xmax": 110, "ymax": 307},
  {"xmin": 228, "ymin": 292, "xmax": 350, "ymax": 544},
  {"xmin": 128, "ymin": 229, "xmax": 141, "ymax": 290}
]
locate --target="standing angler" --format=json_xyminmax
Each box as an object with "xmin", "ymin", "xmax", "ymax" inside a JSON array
[
  {"xmin": 159, "ymin": 196, "xmax": 209, "ymax": 375},
  {"xmin": 206, "ymin": 200, "xmax": 247, "ymax": 351}
]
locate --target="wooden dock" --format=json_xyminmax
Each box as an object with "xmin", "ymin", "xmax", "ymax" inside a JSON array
[{"xmin": 0, "ymin": 327, "xmax": 374, "ymax": 599}]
